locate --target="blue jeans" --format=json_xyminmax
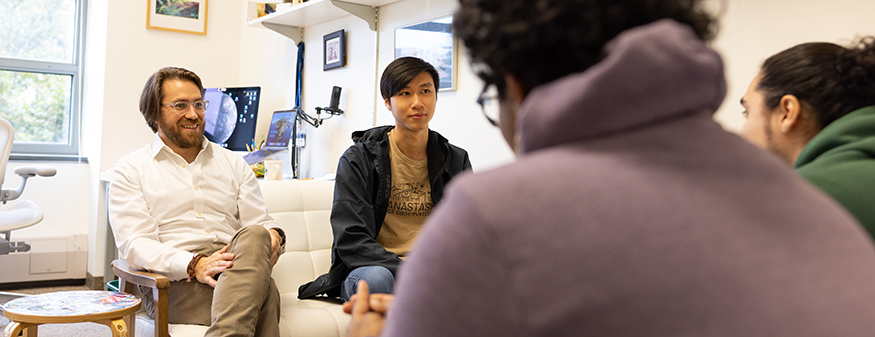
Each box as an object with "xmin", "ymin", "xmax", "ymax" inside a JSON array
[{"xmin": 341, "ymin": 266, "xmax": 395, "ymax": 302}]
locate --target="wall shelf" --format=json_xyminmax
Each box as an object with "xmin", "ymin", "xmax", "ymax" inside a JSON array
[{"xmin": 246, "ymin": 0, "xmax": 401, "ymax": 43}]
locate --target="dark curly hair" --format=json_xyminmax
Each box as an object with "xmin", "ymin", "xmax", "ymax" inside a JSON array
[
  {"xmin": 453, "ymin": 0, "xmax": 716, "ymax": 96},
  {"xmin": 758, "ymin": 37, "xmax": 875, "ymax": 129},
  {"xmin": 139, "ymin": 67, "xmax": 205, "ymax": 133}
]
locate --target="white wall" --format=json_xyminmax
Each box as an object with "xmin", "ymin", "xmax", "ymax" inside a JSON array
[
  {"xmin": 99, "ymin": 1, "xmax": 246, "ymax": 171},
  {"xmin": 711, "ymin": 0, "xmax": 875, "ymax": 131},
  {"xmin": 79, "ymin": 0, "xmax": 108, "ymax": 283},
  {"xmin": 296, "ymin": 0, "xmax": 514, "ymax": 179},
  {"xmin": 237, "ymin": 5, "xmax": 300, "ymax": 144},
  {"xmin": 297, "ymin": 0, "xmax": 875, "ymax": 178},
  {"xmin": 8, "ymin": 0, "xmax": 875, "ymax": 283},
  {"xmin": 2, "ymin": 162, "xmax": 90, "ymax": 239},
  {"xmin": 296, "ymin": 14, "xmax": 381, "ymax": 179},
  {"xmin": 293, "ymin": 0, "xmax": 875, "ymax": 177},
  {"xmin": 375, "ymin": 0, "xmax": 514, "ymax": 172}
]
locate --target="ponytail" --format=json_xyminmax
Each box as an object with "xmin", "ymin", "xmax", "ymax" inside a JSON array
[
  {"xmin": 758, "ymin": 36, "xmax": 875, "ymax": 129},
  {"xmin": 835, "ymin": 36, "xmax": 875, "ymax": 109}
]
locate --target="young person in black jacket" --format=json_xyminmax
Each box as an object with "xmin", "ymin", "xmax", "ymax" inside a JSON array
[{"xmin": 298, "ymin": 57, "xmax": 471, "ymax": 302}]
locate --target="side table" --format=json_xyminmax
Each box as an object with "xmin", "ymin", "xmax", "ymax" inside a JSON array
[{"xmin": 1, "ymin": 291, "xmax": 141, "ymax": 337}]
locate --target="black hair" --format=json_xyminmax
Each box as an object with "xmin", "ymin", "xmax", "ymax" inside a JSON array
[
  {"xmin": 380, "ymin": 57, "xmax": 440, "ymax": 100},
  {"xmin": 758, "ymin": 37, "xmax": 875, "ymax": 129},
  {"xmin": 453, "ymin": 0, "xmax": 716, "ymax": 96},
  {"xmin": 139, "ymin": 67, "xmax": 205, "ymax": 133}
]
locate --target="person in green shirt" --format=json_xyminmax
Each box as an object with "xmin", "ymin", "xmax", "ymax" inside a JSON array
[{"xmin": 739, "ymin": 37, "xmax": 875, "ymax": 236}]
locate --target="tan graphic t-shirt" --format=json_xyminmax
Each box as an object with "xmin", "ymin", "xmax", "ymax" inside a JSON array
[{"xmin": 377, "ymin": 130, "xmax": 433, "ymax": 259}]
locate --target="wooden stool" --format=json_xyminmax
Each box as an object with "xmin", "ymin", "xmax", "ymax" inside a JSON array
[{"xmin": 1, "ymin": 291, "xmax": 141, "ymax": 337}]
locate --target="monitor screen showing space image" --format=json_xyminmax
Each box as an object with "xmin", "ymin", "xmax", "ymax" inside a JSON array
[{"xmin": 203, "ymin": 87, "xmax": 260, "ymax": 151}]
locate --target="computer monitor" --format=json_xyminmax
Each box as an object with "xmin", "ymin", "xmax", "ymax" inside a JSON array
[{"xmin": 202, "ymin": 86, "xmax": 261, "ymax": 151}]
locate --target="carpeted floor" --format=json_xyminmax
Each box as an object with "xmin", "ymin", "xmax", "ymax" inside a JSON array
[{"xmin": 0, "ymin": 286, "xmax": 113, "ymax": 336}]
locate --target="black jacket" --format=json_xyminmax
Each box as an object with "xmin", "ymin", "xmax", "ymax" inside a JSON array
[{"xmin": 298, "ymin": 126, "xmax": 471, "ymax": 299}]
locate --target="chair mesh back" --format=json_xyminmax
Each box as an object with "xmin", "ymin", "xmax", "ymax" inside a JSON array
[{"xmin": 0, "ymin": 118, "xmax": 15, "ymax": 188}]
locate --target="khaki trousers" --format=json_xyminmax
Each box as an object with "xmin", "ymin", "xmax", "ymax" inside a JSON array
[{"xmin": 141, "ymin": 226, "xmax": 281, "ymax": 337}]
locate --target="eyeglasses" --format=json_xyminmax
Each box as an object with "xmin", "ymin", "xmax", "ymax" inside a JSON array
[
  {"xmin": 163, "ymin": 100, "xmax": 209, "ymax": 114},
  {"xmin": 476, "ymin": 84, "xmax": 500, "ymax": 126}
]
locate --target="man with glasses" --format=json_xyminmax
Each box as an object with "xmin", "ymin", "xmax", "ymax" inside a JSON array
[
  {"xmin": 109, "ymin": 67, "xmax": 285, "ymax": 336},
  {"xmin": 298, "ymin": 57, "xmax": 471, "ymax": 302},
  {"xmin": 343, "ymin": 1, "xmax": 875, "ymax": 336}
]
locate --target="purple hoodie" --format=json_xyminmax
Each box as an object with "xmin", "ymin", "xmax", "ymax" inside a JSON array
[{"xmin": 385, "ymin": 20, "xmax": 875, "ymax": 336}]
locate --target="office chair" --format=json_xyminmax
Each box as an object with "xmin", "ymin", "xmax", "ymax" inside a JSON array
[{"xmin": 0, "ymin": 117, "xmax": 57, "ymax": 255}]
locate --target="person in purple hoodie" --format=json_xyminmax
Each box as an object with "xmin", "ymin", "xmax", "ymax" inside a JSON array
[{"xmin": 344, "ymin": 1, "xmax": 875, "ymax": 336}]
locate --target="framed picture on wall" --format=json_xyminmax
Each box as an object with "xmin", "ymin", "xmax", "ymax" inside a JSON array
[
  {"xmin": 394, "ymin": 15, "xmax": 456, "ymax": 91},
  {"xmin": 323, "ymin": 29, "xmax": 346, "ymax": 71},
  {"xmin": 146, "ymin": 0, "xmax": 209, "ymax": 35}
]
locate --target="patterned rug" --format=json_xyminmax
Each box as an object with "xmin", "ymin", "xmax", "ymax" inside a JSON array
[{"xmin": 0, "ymin": 291, "xmax": 26, "ymax": 331}]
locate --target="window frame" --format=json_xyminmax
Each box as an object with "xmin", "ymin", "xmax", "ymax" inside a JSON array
[{"xmin": 1, "ymin": 0, "xmax": 87, "ymax": 157}]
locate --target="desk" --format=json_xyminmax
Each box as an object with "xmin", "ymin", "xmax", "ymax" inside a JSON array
[{"xmin": 1, "ymin": 291, "xmax": 140, "ymax": 337}]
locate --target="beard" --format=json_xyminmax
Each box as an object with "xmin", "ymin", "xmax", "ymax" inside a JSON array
[{"xmin": 158, "ymin": 116, "xmax": 204, "ymax": 149}]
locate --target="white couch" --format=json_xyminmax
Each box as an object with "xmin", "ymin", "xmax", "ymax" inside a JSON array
[{"xmin": 113, "ymin": 179, "xmax": 348, "ymax": 337}]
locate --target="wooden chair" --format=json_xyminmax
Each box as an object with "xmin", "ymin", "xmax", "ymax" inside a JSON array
[
  {"xmin": 108, "ymin": 179, "xmax": 346, "ymax": 337},
  {"xmin": 112, "ymin": 259, "xmax": 171, "ymax": 337}
]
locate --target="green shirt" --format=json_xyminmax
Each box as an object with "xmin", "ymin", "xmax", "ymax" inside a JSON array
[{"xmin": 795, "ymin": 105, "xmax": 875, "ymax": 238}]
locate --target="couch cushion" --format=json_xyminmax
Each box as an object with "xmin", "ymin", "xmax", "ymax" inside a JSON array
[
  {"xmin": 130, "ymin": 179, "xmax": 344, "ymax": 337},
  {"xmin": 136, "ymin": 311, "xmax": 211, "ymax": 337},
  {"xmin": 137, "ymin": 307, "xmax": 295, "ymax": 337},
  {"xmin": 281, "ymin": 293, "xmax": 349, "ymax": 337},
  {"xmin": 260, "ymin": 179, "xmax": 348, "ymax": 337},
  {"xmin": 260, "ymin": 180, "xmax": 336, "ymax": 294}
]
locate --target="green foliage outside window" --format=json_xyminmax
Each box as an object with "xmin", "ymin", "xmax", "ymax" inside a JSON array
[
  {"xmin": 0, "ymin": 0, "xmax": 80, "ymax": 153},
  {"xmin": 0, "ymin": 71, "xmax": 71, "ymax": 143},
  {"xmin": 0, "ymin": 0, "xmax": 75, "ymax": 63}
]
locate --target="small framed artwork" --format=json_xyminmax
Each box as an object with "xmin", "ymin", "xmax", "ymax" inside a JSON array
[
  {"xmin": 394, "ymin": 15, "xmax": 456, "ymax": 91},
  {"xmin": 323, "ymin": 29, "xmax": 346, "ymax": 71},
  {"xmin": 146, "ymin": 0, "xmax": 209, "ymax": 35}
]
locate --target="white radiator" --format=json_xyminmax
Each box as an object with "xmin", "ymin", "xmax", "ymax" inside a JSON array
[{"xmin": 0, "ymin": 234, "xmax": 88, "ymax": 283}]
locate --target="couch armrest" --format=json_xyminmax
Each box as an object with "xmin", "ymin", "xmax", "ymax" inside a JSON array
[{"xmin": 111, "ymin": 259, "xmax": 171, "ymax": 337}]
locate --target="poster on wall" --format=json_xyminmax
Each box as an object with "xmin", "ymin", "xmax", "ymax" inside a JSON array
[
  {"xmin": 146, "ymin": 0, "xmax": 209, "ymax": 35},
  {"xmin": 323, "ymin": 29, "xmax": 346, "ymax": 71},
  {"xmin": 394, "ymin": 15, "xmax": 456, "ymax": 91}
]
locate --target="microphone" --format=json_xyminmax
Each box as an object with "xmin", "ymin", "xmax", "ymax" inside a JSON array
[
  {"xmin": 312, "ymin": 86, "xmax": 344, "ymax": 125},
  {"xmin": 327, "ymin": 86, "xmax": 343, "ymax": 114}
]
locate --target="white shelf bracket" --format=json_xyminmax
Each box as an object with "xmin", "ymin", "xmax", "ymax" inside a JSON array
[
  {"xmin": 262, "ymin": 22, "xmax": 304, "ymax": 44},
  {"xmin": 331, "ymin": 0, "xmax": 378, "ymax": 31}
]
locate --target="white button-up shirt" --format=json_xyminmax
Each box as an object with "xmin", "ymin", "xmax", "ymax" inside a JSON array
[{"xmin": 109, "ymin": 136, "xmax": 278, "ymax": 281}]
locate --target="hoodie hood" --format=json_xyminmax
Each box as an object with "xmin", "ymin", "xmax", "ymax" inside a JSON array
[
  {"xmin": 352, "ymin": 125, "xmax": 395, "ymax": 147},
  {"xmin": 795, "ymin": 105, "xmax": 875, "ymax": 168},
  {"xmin": 518, "ymin": 19, "xmax": 726, "ymax": 154}
]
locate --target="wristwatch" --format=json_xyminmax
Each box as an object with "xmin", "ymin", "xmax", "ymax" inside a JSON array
[{"xmin": 272, "ymin": 227, "xmax": 286, "ymax": 251}]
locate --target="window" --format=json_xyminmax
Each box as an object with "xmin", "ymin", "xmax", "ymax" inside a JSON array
[{"xmin": 0, "ymin": 0, "xmax": 86, "ymax": 156}]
